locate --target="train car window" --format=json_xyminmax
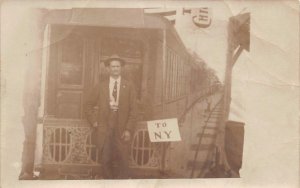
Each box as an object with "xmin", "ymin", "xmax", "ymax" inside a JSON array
[
  {"xmin": 165, "ymin": 50, "xmax": 169, "ymax": 101},
  {"xmin": 166, "ymin": 49, "xmax": 170, "ymax": 101},
  {"xmin": 179, "ymin": 60, "xmax": 183, "ymax": 97},
  {"xmin": 171, "ymin": 52, "xmax": 175, "ymax": 100},
  {"xmin": 169, "ymin": 49, "xmax": 173, "ymax": 101},
  {"xmin": 59, "ymin": 34, "xmax": 84, "ymax": 87},
  {"xmin": 164, "ymin": 47, "xmax": 189, "ymax": 102},
  {"xmin": 173, "ymin": 54, "xmax": 177, "ymax": 99},
  {"xmin": 101, "ymin": 37, "xmax": 142, "ymax": 59}
]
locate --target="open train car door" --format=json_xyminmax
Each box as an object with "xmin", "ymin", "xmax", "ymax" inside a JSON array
[{"xmin": 46, "ymin": 25, "xmax": 144, "ymax": 120}]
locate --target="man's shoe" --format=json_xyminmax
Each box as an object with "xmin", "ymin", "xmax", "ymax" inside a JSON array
[{"xmin": 19, "ymin": 172, "xmax": 39, "ymax": 180}]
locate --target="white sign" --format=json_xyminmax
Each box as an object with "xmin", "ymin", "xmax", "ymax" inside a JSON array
[
  {"xmin": 191, "ymin": 8, "xmax": 212, "ymax": 28},
  {"xmin": 147, "ymin": 118, "xmax": 182, "ymax": 142}
]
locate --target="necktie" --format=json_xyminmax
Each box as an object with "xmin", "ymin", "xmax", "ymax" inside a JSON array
[{"xmin": 112, "ymin": 81, "xmax": 117, "ymax": 102}]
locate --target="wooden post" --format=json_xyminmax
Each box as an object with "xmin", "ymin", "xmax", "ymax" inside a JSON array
[
  {"xmin": 211, "ymin": 16, "xmax": 233, "ymax": 176},
  {"xmin": 223, "ymin": 19, "xmax": 235, "ymax": 121},
  {"xmin": 20, "ymin": 8, "xmax": 48, "ymax": 176},
  {"xmin": 217, "ymin": 13, "xmax": 250, "ymax": 175}
]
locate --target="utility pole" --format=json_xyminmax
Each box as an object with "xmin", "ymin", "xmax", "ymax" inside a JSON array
[
  {"xmin": 217, "ymin": 12, "xmax": 250, "ymax": 176},
  {"xmin": 224, "ymin": 12, "xmax": 250, "ymax": 119}
]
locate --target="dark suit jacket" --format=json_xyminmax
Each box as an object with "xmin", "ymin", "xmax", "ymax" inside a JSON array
[{"xmin": 85, "ymin": 77, "xmax": 137, "ymax": 148}]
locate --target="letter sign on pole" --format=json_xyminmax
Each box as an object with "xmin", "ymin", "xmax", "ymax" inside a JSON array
[
  {"xmin": 191, "ymin": 8, "xmax": 212, "ymax": 28},
  {"xmin": 147, "ymin": 118, "xmax": 182, "ymax": 142}
]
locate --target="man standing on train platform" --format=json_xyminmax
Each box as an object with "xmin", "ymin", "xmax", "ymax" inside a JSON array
[{"xmin": 85, "ymin": 54, "xmax": 137, "ymax": 179}]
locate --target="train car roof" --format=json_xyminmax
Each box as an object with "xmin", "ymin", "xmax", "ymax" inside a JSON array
[
  {"xmin": 45, "ymin": 8, "xmax": 173, "ymax": 29},
  {"xmin": 44, "ymin": 8, "xmax": 188, "ymax": 62}
]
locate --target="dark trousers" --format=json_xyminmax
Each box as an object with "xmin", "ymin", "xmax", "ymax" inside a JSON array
[{"xmin": 101, "ymin": 110, "xmax": 130, "ymax": 179}]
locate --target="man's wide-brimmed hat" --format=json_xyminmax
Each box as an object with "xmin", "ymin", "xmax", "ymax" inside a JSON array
[{"xmin": 103, "ymin": 54, "xmax": 126, "ymax": 67}]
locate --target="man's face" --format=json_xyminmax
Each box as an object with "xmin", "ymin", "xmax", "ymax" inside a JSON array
[{"xmin": 108, "ymin": 60, "xmax": 122, "ymax": 77}]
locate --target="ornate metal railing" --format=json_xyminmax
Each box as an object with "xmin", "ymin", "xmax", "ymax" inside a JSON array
[
  {"xmin": 130, "ymin": 123, "xmax": 162, "ymax": 169},
  {"xmin": 41, "ymin": 118, "xmax": 162, "ymax": 178}
]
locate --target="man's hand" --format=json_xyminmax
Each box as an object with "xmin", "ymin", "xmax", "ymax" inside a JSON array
[
  {"xmin": 121, "ymin": 130, "xmax": 131, "ymax": 142},
  {"xmin": 92, "ymin": 122, "xmax": 98, "ymax": 128},
  {"xmin": 110, "ymin": 104, "xmax": 119, "ymax": 111}
]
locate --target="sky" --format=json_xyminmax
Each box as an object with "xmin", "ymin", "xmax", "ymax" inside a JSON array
[{"xmin": 174, "ymin": 4, "xmax": 232, "ymax": 81}]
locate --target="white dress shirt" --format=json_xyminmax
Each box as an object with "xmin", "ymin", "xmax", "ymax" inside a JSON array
[{"xmin": 109, "ymin": 76, "xmax": 121, "ymax": 106}]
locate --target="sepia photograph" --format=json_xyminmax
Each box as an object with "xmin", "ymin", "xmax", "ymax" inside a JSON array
[{"xmin": 1, "ymin": 0, "xmax": 299, "ymax": 187}]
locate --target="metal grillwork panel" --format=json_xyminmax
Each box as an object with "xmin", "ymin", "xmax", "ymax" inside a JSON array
[
  {"xmin": 48, "ymin": 128, "xmax": 71, "ymax": 162},
  {"xmin": 85, "ymin": 134, "xmax": 101, "ymax": 163},
  {"xmin": 131, "ymin": 128, "xmax": 160, "ymax": 168},
  {"xmin": 43, "ymin": 120, "xmax": 96, "ymax": 165}
]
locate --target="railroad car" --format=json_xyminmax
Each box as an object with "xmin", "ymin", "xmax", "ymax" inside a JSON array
[{"xmin": 36, "ymin": 8, "xmax": 222, "ymax": 179}]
